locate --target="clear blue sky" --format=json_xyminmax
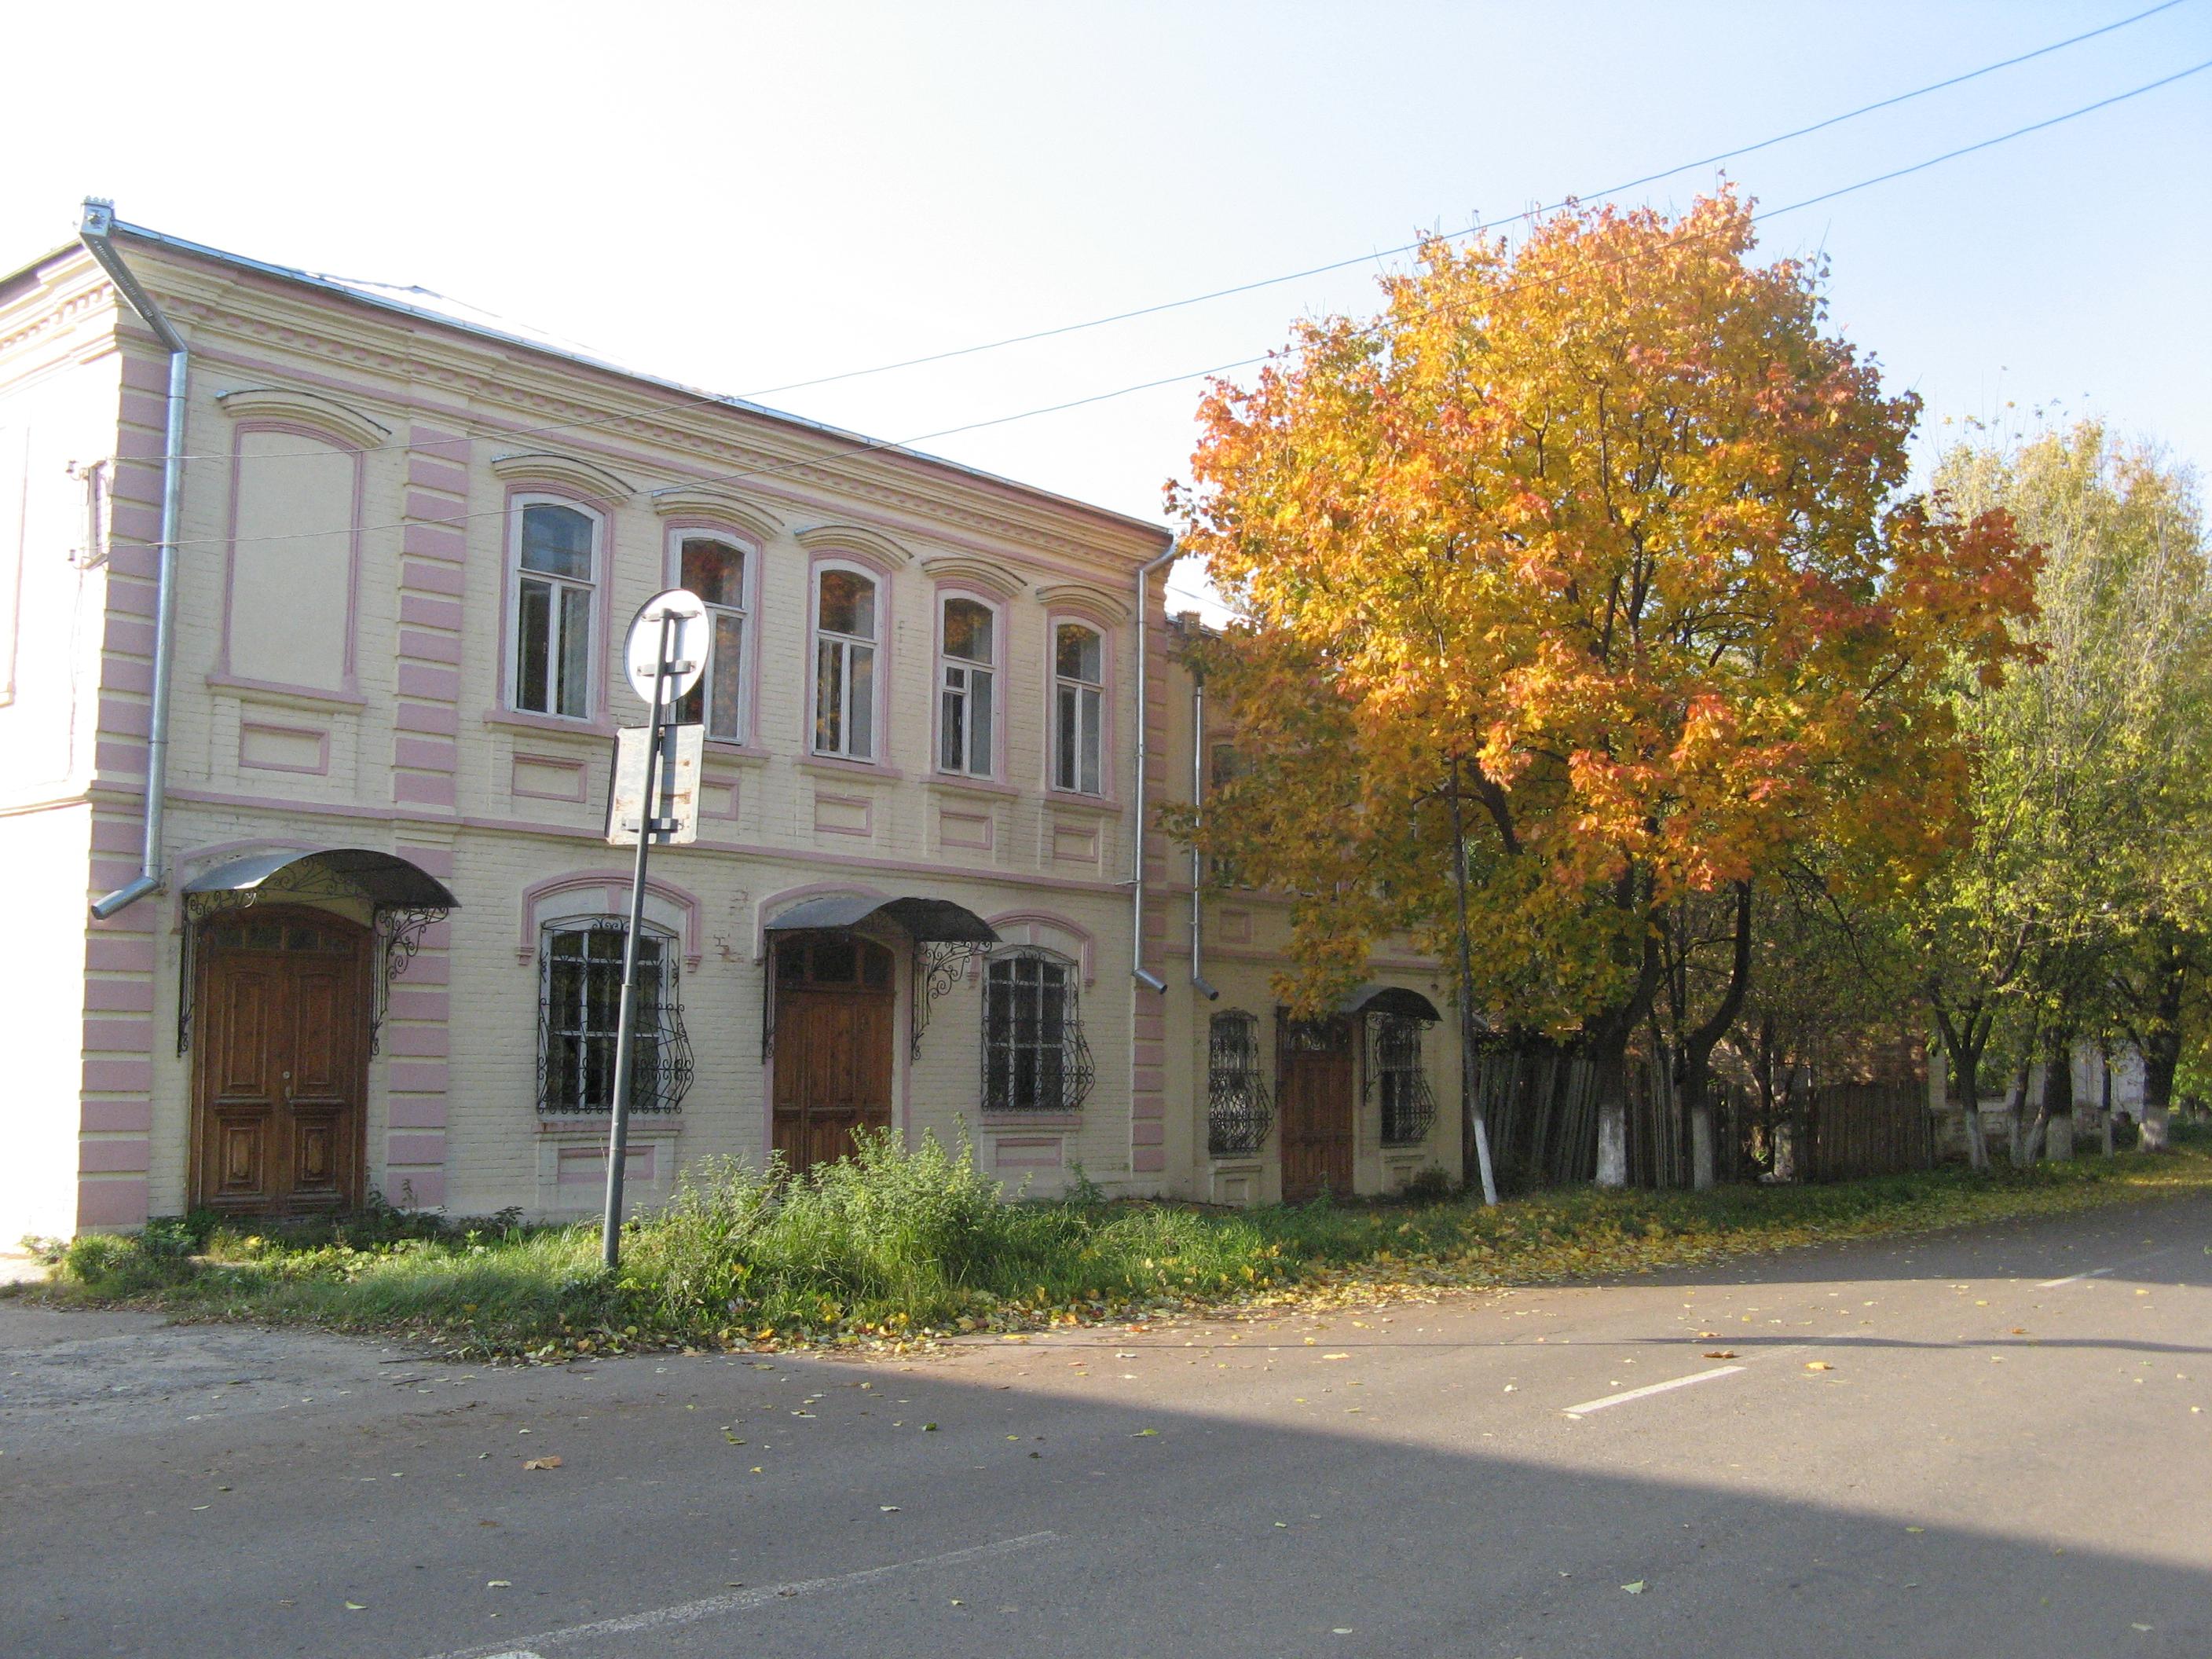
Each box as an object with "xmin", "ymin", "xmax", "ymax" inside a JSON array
[{"xmin": 5, "ymin": 1, "xmax": 2207, "ymax": 608}]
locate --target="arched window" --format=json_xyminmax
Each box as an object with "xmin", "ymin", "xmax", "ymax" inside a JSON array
[
  {"xmin": 510, "ymin": 500, "xmax": 599, "ymax": 718},
  {"xmin": 939, "ymin": 595, "xmax": 997, "ymax": 777},
  {"xmin": 673, "ymin": 536, "xmax": 748, "ymax": 741},
  {"xmin": 983, "ymin": 948, "xmax": 1093, "ymax": 1114},
  {"xmin": 537, "ymin": 919, "xmax": 692, "ymax": 1114},
  {"xmin": 813, "ymin": 566, "xmax": 877, "ymax": 760},
  {"xmin": 1053, "ymin": 622, "xmax": 1104, "ymax": 794},
  {"xmin": 1207, "ymin": 1009, "xmax": 1274, "ymax": 1155},
  {"xmin": 1372, "ymin": 1014, "xmax": 1436, "ymax": 1145}
]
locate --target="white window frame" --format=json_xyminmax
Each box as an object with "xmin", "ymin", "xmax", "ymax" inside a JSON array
[
  {"xmin": 1051, "ymin": 618, "xmax": 1107, "ymax": 796},
  {"xmin": 668, "ymin": 529, "xmax": 753, "ymax": 743},
  {"xmin": 507, "ymin": 493, "xmax": 603, "ymax": 720},
  {"xmin": 810, "ymin": 558, "xmax": 882, "ymax": 762},
  {"xmin": 936, "ymin": 590, "xmax": 1001, "ymax": 779}
]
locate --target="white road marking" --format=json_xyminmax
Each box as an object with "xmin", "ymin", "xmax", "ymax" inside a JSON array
[
  {"xmin": 1562, "ymin": 1365, "xmax": 1744, "ymax": 1417},
  {"xmin": 414, "ymin": 1532, "xmax": 1057, "ymax": 1659},
  {"xmin": 2038, "ymin": 1267, "xmax": 2115, "ymax": 1288}
]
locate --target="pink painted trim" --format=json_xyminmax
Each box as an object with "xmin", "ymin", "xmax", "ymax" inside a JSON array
[
  {"xmin": 394, "ymin": 773, "xmax": 458, "ymax": 808},
  {"xmin": 396, "ymin": 704, "xmax": 460, "ymax": 736},
  {"xmin": 185, "ymin": 343, "xmax": 1170, "ymax": 581},
  {"xmin": 929, "ymin": 580, "xmax": 1009, "ymax": 784},
  {"xmin": 511, "ymin": 752, "xmax": 590, "ymax": 803},
  {"xmin": 795, "ymin": 754, "xmax": 905, "ymax": 784},
  {"xmin": 84, "ymin": 979, "xmax": 155, "ymax": 1013},
  {"xmin": 399, "ymin": 594, "xmax": 464, "ymax": 631},
  {"xmin": 82, "ymin": 1099, "xmax": 152, "ymax": 1133},
  {"xmin": 994, "ymin": 1136, "xmax": 1064, "ymax": 1169},
  {"xmin": 119, "ymin": 782, "xmax": 1137, "ymax": 895},
  {"xmin": 389, "ymin": 1060, "xmax": 451, "ymax": 1093},
  {"xmin": 386, "ymin": 1133, "xmax": 446, "ymax": 1166},
  {"xmin": 238, "ymin": 720, "xmax": 332, "ymax": 776},
  {"xmin": 699, "ymin": 775, "xmax": 742, "ymax": 820},
  {"xmin": 397, "ymin": 662, "xmax": 461, "ymax": 701},
  {"xmin": 496, "ymin": 485, "xmax": 615, "ymax": 723},
  {"xmin": 804, "ymin": 552, "xmax": 893, "ymax": 765},
  {"xmin": 661, "ymin": 517, "xmax": 764, "ymax": 749},
  {"xmin": 938, "ymin": 808, "xmax": 993, "ymax": 851},
  {"xmin": 401, "ymin": 558, "xmax": 467, "ymax": 598},
  {"xmin": 82, "ymin": 1017, "xmax": 154, "ymax": 1054},
  {"xmin": 519, "ymin": 869, "xmax": 705, "ymax": 968},
  {"xmin": 1132, "ymin": 1148, "xmax": 1167, "ymax": 1174},
  {"xmin": 79, "ymin": 1137, "xmax": 151, "ymax": 1174},
  {"xmin": 985, "ymin": 908, "xmax": 1099, "ymax": 986},
  {"xmin": 977, "ymin": 1111, "xmax": 1082, "ymax": 1131},
  {"xmin": 77, "ymin": 1177, "xmax": 149, "ymax": 1229},
  {"xmin": 752, "ymin": 880, "xmax": 888, "ymax": 961},
  {"xmin": 386, "ymin": 1094, "xmax": 448, "ymax": 1128},
  {"xmin": 204, "ymin": 672, "xmax": 368, "ymax": 710},
  {"xmin": 83, "ymin": 1058, "xmax": 154, "ymax": 1095},
  {"xmin": 812, "ymin": 792, "xmax": 873, "ymax": 838},
  {"xmin": 214, "ymin": 419, "xmax": 366, "ymax": 698}
]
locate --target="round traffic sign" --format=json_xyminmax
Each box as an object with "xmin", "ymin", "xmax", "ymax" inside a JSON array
[{"xmin": 624, "ymin": 588, "xmax": 709, "ymax": 707}]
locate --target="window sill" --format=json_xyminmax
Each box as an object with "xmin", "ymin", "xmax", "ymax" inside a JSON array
[
  {"xmin": 923, "ymin": 773, "xmax": 1018, "ymax": 800},
  {"xmin": 485, "ymin": 708, "xmax": 617, "ymax": 740},
  {"xmin": 206, "ymin": 672, "xmax": 367, "ymax": 712},
  {"xmin": 701, "ymin": 739, "xmax": 773, "ymax": 767},
  {"xmin": 978, "ymin": 1111, "xmax": 1083, "ymax": 1130},
  {"xmin": 1042, "ymin": 789, "xmax": 1120, "ymax": 815},
  {"xmin": 796, "ymin": 753, "xmax": 905, "ymax": 783},
  {"xmin": 535, "ymin": 1115, "xmax": 683, "ymax": 1134}
]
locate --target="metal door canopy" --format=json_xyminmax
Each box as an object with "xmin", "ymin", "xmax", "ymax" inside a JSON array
[
  {"xmin": 765, "ymin": 894, "xmax": 999, "ymax": 943},
  {"xmin": 182, "ymin": 848, "xmax": 459, "ymax": 910}
]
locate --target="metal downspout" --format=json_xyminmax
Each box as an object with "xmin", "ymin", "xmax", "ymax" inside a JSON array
[
  {"xmin": 1189, "ymin": 666, "xmax": 1218, "ymax": 999},
  {"xmin": 1130, "ymin": 540, "xmax": 1177, "ymax": 994},
  {"xmin": 79, "ymin": 200, "xmax": 186, "ymax": 921}
]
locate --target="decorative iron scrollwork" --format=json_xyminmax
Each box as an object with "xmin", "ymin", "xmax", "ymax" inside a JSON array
[{"xmin": 911, "ymin": 939, "xmax": 984, "ymax": 1060}]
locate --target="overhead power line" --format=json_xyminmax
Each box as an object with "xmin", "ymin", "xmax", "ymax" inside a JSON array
[
  {"xmin": 171, "ymin": 0, "xmax": 2193, "ymax": 468},
  {"xmin": 159, "ymin": 51, "xmax": 2212, "ymax": 553}
]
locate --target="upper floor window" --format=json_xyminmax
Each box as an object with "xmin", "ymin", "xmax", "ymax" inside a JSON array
[
  {"xmin": 511, "ymin": 500, "xmax": 599, "ymax": 718},
  {"xmin": 983, "ymin": 948, "xmax": 1094, "ymax": 1115},
  {"xmin": 673, "ymin": 537, "xmax": 748, "ymax": 741},
  {"xmin": 813, "ymin": 566, "xmax": 877, "ymax": 760},
  {"xmin": 1053, "ymin": 622, "xmax": 1104, "ymax": 794},
  {"xmin": 537, "ymin": 919, "xmax": 692, "ymax": 1114},
  {"xmin": 939, "ymin": 595, "xmax": 996, "ymax": 777}
]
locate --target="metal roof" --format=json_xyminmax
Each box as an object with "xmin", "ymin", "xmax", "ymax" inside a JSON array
[
  {"xmin": 765, "ymin": 895, "xmax": 998, "ymax": 943},
  {"xmin": 4, "ymin": 218, "xmax": 1172, "ymax": 550},
  {"xmin": 182, "ymin": 848, "xmax": 458, "ymax": 910},
  {"xmin": 1338, "ymin": 982, "xmax": 1443, "ymax": 1021}
]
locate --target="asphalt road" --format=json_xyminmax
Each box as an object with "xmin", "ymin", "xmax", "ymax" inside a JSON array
[{"xmin": 4, "ymin": 1192, "xmax": 2208, "ymax": 1659}]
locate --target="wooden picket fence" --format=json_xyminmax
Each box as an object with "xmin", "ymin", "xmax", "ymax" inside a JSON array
[{"xmin": 1469, "ymin": 1039, "xmax": 1932, "ymax": 1191}]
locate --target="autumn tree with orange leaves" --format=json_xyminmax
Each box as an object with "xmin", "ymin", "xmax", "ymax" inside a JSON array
[{"xmin": 1171, "ymin": 190, "xmax": 2038, "ymax": 1198}]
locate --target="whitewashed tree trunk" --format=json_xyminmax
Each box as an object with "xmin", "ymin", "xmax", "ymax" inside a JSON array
[
  {"xmin": 1595, "ymin": 1102, "xmax": 1628, "ymax": 1188},
  {"xmin": 1690, "ymin": 1104, "xmax": 1715, "ymax": 1190}
]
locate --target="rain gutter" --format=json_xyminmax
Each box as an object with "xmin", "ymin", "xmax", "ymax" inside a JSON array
[{"xmin": 80, "ymin": 200, "xmax": 187, "ymax": 921}]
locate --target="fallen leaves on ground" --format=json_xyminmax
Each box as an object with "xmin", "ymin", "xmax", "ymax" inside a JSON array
[
  {"xmin": 1703, "ymin": 1350, "xmax": 1738, "ymax": 1360},
  {"xmin": 521, "ymin": 1456, "xmax": 562, "ymax": 1470}
]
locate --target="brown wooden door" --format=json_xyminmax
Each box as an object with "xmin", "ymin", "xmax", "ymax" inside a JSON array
[
  {"xmin": 1278, "ymin": 1013, "xmax": 1355, "ymax": 1201},
  {"xmin": 192, "ymin": 909, "xmax": 369, "ymax": 1214},
  {"xmin": 771, "ymin": 934, "xmax": 895, "ymax": 1172}
]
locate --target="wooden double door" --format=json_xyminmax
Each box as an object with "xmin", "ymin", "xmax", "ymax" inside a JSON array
[
  {"xmin": 1278, "ymin": 1014, "xmax": 1357, "ymax": 1201},
  {"xmin": 191, "ymin": 907, "xmax": 370, "ymax": 1214},
  {"xmin": 771, "ymin": 933, "xmax": 895, "ymax": 1173}
]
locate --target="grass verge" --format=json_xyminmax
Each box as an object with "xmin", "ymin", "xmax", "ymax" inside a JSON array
[{"xmin": 15, "ymin": 1125, "xmax": 2210, "ymax": 1361}]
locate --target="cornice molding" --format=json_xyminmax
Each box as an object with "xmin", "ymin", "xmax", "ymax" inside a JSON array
[
  {"xmin": 1034, "ymin": 581, "xmax": 1131, "ymax": 625},
  {"xmin": 918, "ymin": 554, "xmax": 1025, "ymax": 599},
  {"xmin": 649, "ymin": 485, "xmax": 784, "ymax": 543},
  {"xmin": 793, "ymin": 522, "xmax": 914, "ymax": 569},
  {"xmin": 214, "ymin": 385, "xmax": 391, "ymax": 449},
  {"xmin": 489, "ymin": 449, "xmax": 634, "ymax": 503}
]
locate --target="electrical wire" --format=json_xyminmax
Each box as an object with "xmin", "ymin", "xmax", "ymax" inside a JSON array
[
  {"xmin": 144, "ymin": 53, "xmax": 2212, "ymax": 554},
  {"xmin": 153, "ymin": 0, "xmax": 2195, "ymax": 468}
]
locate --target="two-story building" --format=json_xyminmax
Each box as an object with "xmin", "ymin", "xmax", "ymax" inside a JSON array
[{"xmin": 0, "ymin": 205, "xmax": 1462, "ymax": 1240}]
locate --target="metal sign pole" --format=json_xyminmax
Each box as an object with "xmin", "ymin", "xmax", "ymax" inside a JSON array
[{"xmin": 602, "ymin": 610, "xmax": 676, "ymax": 1271}]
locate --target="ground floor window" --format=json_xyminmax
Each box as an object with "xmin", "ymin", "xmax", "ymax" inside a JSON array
[
  {"xmin": 537, "ymin": 919, "xmax": 692, "ymax": 1114},
  {"xmin": 983, "ymin": 948, "xmax": 1093, "ymax": 1114},
  {"xmin": 1207, "ymin": 1009, "xmax": 1274, "ymax": 1155},
  {"xmin": 1373, "ymin": 1013, "xmax": 1436, "ymax": 1145}
]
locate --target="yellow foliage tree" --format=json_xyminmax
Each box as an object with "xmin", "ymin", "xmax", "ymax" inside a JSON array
[{"xmin": 1173, "ymin": 190, "xmax": 2038, "ymax": 1192}]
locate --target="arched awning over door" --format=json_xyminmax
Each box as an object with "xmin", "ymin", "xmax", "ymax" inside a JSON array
[
  {"xmin": 1336, "ymin": 983, "xmax": 1443, "ymax": 1023},
  {"xmin": 178, "ymin": 847, "xmax": 457, "ymax": 1054},
  {"xmin": 762, "ymin": 894, "xmax": 998, "ymax": 1059}
]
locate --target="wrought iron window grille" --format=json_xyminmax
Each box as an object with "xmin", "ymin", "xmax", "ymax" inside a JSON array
[
  {"xmin": 1207, "ymin": 1009, "xmax": 1274, "ymax": 1155},
  {"xmin": 536, "ymin": 919, "xmax": 693, "ymax": 1115},
  {"xmin": 1368, "ymin": 1011, "xmax": 1438, "ymax": 1146},
  {"xmin": 981, "ymin": 947, "xmax": 1093, "ymax": 1114},
  {"xmin": 178, "ymin": 881, "xmax": 448, "ymax": 1057}
]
